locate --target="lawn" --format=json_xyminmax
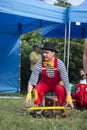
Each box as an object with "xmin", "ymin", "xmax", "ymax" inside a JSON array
[{"xmin": 0, "ymin": 95, "xmax": 87, "ymax": 130}]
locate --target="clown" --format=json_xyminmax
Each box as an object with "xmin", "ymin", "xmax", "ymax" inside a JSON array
[{"xmin": 24, "ymin": 42, "xmax": 74, "ymax": 117}]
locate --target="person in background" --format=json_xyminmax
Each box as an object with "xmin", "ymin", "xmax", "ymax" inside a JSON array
[
  {"xmin": 79, "ymin": 69, "xmax": 87, "ymax": 84},
  {"xmin": 83, "ymin": 39, "xmax": 87, "ymax": 81},
  {"xmin": 24, "ymin": 42, "xmax": 74, "ymax": 118},
  {"xmin": 30, "ymin": 44, "xmax": 41, "ymax": 73}
]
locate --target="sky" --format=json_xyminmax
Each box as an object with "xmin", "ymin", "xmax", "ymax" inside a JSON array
[
  {"xmin": 67, "ymin": 0, "xmax": 85, "ymax": 5},
  {"xmin": 44, "ymin": 0, "xmax": 85, "ymax": 5}
]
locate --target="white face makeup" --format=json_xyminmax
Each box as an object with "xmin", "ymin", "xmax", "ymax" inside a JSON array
[{"xmin": 43, "ymin": 50, "xmax": 55, "ymax": 61}]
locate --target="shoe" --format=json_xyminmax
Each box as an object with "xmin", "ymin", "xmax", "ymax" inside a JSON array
[
  {"xmin": 62, "ymin": 114, "xmax": 69, "ymax": 118},
  {"xmin": 46, "ymin": 111, "xmax": 54, "ymax": 118},
  {"xmin": 29, "ymin": 110, "xmax": 44, "ymax": 117},
  {"xmin": 61, "ymin": 110, "xmax": 69, "ymax": 118}
]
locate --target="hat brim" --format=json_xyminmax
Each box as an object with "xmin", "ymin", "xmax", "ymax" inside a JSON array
[{"xmin": 40, "ymin": 47, "xmax": 58, "ymax": 53}]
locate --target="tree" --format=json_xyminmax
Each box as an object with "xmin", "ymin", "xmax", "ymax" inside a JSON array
[
  {"xmin": 55, "ymin": 0, "xmax": 71, "ymax": 7},
  {"xmin": 20, "ymin": 30, "xmax": 41, "ymax": 93}
]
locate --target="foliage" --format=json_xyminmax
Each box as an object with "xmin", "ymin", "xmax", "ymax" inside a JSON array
[
  {"xmin": 21, "ymin": 30, "xmax": 41, "ymax": 93},
  {"xmin": 21, "ymin": 40, "xmax": 30, "ymax": 93},
  {"xmin": 21, "ymin": 30, "xmax": 41, "ymax": 45},
  {"xmin": 68, "ymin": 40, "xmax": 84, "ymax": 83},
  {"xmin": 55, "ymin": 0, "xmax": 71, "ymax": 7}
]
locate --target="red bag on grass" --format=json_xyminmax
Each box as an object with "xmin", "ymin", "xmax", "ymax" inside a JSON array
[{"xmin": 72, "ymin": 84, "xmax": 87, "ymax": 108}]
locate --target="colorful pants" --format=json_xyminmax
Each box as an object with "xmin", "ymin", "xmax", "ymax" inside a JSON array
[{"xmin": 33, "ymin": 81, "xmax": 66, "ymax": 105}]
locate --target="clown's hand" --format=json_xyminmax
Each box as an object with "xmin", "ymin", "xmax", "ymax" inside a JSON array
[
  {"xmin": 65, "ymin": 95, "xmax": 74, "ymax": 108},
  {"xmin": 24, "ymin": 93, "xmax": 32, "ymax": 106}
]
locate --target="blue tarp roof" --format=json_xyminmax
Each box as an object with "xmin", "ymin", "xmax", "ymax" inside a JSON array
[
  {"xmin": 42, "ymin": 0, "xmax": 87, "ymax": 38},
  {"xmin": 0, "ymin": 0, "xmax": 67, "ymax": 34},
  {"xmin": 69, "ymin": 0, "xmax": 87, "ymax": 23},
  {"xmin": 0, "ymin": 0, "xmax": 67, "ymax": 93}
]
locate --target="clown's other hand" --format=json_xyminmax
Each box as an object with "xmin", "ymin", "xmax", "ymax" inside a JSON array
[{"xmin": 24, "ymin": 93, "xmax": 32, "ymax": 106}]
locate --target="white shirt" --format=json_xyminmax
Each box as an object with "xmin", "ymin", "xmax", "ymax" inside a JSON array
[
  {"xmin": 28, "ymin": 59, "xmax": 70, "ymax": 91},
  {"xmin": 80, "ymin": 79, "xmax": 87, "ymax": 84}
]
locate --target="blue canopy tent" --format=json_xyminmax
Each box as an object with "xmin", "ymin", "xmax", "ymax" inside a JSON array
[
  {"xmin": 67, "ymin": 0, "xmax": 87, "ymax": 73},
  {"xmin": 0, "ymin": 0, "xmax": 67, "ymax": 93}
]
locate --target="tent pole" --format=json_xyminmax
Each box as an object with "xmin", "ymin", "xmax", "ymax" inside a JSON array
[
  {"xmin": 18, "ymin": 23, "xmax": 22, "ymax": 94},
  {"xmin": 67, "ymin": 22, "xmax": 71, "ymax": 74},
  {"xmin": 64, "ymin": 23, "xmax": 67, "ymax": 65},
  {"xmin": 40, "ymin": 20, "xmax": 43, "ymax": 47},
  {"xmin": 40, "ymin": 28, "xmax": 43, "ymax": 47}
]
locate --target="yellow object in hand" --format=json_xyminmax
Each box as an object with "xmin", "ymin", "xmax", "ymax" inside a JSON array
[
  {"xmin": 26, "ymin": 93, "xmax": 32, "ymax": 98},
  {"xmin": 33, "ymin": 88, "xmax": 38, "ymax": 101},
  {"xmin": 66, "ymin": 95, "xmax": 72, "ymax": 102}
]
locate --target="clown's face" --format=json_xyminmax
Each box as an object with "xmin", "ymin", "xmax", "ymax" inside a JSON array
[
  {"xmin": 42, "ymin": 50, "xmax": 55, "ymax": 62},
  {"xmin": 80, "ymin": 70, "xmax": 85, "ymax": 76}
]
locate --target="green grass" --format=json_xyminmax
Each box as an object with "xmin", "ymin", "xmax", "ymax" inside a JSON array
[{"xmin": 0, "ymin": 95, "xmax": 87, "ymax": 130}]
